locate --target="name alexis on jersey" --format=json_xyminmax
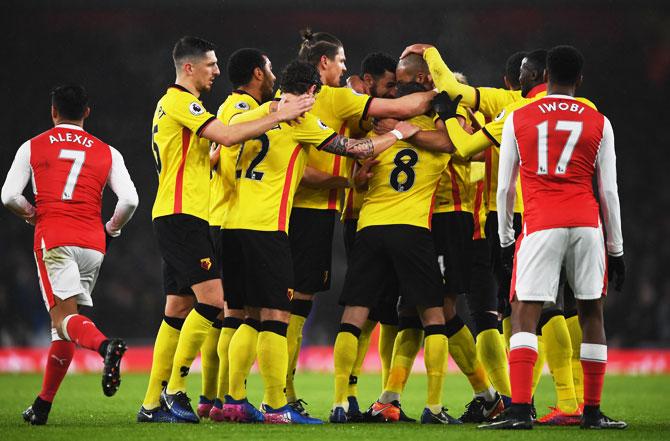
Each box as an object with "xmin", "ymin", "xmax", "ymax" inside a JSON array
[
  {"xmin": 48, "ymin": 132, "xmax": 94, "ymax": 147},
  {"xmin": 537, "ymin": 100, "xmax": 585, "ymax": 115}
]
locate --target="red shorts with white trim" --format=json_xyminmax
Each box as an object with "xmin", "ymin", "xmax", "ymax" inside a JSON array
[
  {"xmin": 511, "ymin": 226, "xmax": 607, "ymax": 303},
  {"xmin": 34, "ymin": 245, "xmax": 104, "ymax": 311}
]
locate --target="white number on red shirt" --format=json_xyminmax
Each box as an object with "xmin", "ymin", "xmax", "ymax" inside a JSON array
[
  {"xmin": 535, "ymin": 120, "xmax": 583, "ymax": 175},
  {"xmin": 58, "ymin": 149, "xmax": 86, "ymax": 200}
]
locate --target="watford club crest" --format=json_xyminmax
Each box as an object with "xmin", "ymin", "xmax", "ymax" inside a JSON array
[
  {"xmin": 287, "ymin": 288, "xmax": 294, "ymax": 300},
  {"xmin": 200, "ymin": 257, "xmax": 212, "ymax": 271}
]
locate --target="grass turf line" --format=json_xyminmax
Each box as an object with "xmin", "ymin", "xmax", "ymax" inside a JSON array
[{"xmin": 0, "ymin": 373, "xmax": 667, "ymax": 440}]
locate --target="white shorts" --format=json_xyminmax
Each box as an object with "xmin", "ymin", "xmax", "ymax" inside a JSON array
[
  {"xmin": 34, "ymin": 245, "xmax": 104, "ymax": 310},
  {"xmin": 512, "ymin": 226, "xmax": 606, "ymax": 303}
]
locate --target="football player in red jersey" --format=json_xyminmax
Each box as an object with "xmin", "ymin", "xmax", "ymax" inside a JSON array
[
  {"xmin": 480, "ymin": 46, "xmax": 626, "ymax": 430},
  {"xmin": 2, "ymin": 85, "xmax": 139, "ymax": 425}
]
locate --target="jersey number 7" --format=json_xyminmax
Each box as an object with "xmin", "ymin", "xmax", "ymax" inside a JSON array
[
  {"xmin": 58, "ymin": 149, "xmax": 86, "ymax": 200},
  {"xmin": 535, "ymin": 120, "xmax": 582, "ymax": 175}
]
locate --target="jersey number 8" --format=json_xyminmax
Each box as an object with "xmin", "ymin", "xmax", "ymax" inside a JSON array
[{"xmin": 390, "ymin": 148, "xmax": 418, "ymax": 192}]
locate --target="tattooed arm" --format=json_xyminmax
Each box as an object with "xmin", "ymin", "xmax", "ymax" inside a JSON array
[{"xmin": 318, "ymin": 121, "xmax": 420, "ymax": 159}]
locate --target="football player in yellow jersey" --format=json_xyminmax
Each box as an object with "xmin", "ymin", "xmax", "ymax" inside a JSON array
[
  {"xmin": 285, "ymin": 29, "xmax": 436, "ymax": 416},
  {"xmin": 408, "ymin": 45, "xmax": 587, "ymax": 424},
  {"xmin": 139, "ymin": 36, "xmax": 315, "ymax": 423},
  {"xmin": 224, "ymin": 60, "xmax": 419, "ymax": 424}
]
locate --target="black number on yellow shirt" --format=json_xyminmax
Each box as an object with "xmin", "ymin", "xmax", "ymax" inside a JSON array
[
  {"xmin": 244, "ymin": 134, "xmax": 269, "ymax": 181},
  {"xmin": 389, "ymin": 148, "xmax": 418, "ymax": 192},
  {"xmin": 152, "ymin": 124, "xmax": 161, "ymax": 174}
]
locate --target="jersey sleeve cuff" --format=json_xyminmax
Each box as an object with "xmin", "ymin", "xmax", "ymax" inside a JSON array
[
  {"xmin": 361, "ymin": 96, "xmax": 374, "ymax": 121},
  {"xmin": 316, "ymin": 132, "xmax": 338, "ymax": 150},
  {"xmin": 196, "ymin": 116, "xmax": 217, "ymax": 136},
  {"xmin": 474, "ymin": 88, "xmax": 481, "ymax": 112},
  {"xmin": 481, "ymin": 126, "xmax": 500, "ymax": 147}
]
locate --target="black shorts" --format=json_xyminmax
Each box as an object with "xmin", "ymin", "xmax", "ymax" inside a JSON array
[
  {"xmin": 220, "ymin": 229, "xmax": 245, "ymax": 310},
  {"xmin": 210, "ymin": 226, "xmax": 223, "ymax": 276},
  {"xmin": 289, "ymin": 208, "xmax": 336, "ymax": 294},
  {"xmin": 431, "ymin": 211, "xmax": 474, "ymax": 296},
  {"xmin": 233, "ymin": 229, "xmax": 293, "ymax": 311},
  {"xmin": 343, "ymin": 218, "xmax": 358, "ymax": 260},
  {"xmin": 467, "ymin": 238, "xmax": 497, "ymax": 314},
  {"xmin": 153, "ymin": 214, "xmax": 217, "ymax": 295},
  {"xmin": 340, "ymin": 225, "xmax": 443, "ymax": 310},
  {"xmin": 485, "ymin": 211, "xmax": 522, "ymax": 315}
]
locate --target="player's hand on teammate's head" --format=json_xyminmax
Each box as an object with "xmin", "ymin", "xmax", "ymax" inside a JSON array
[
  {"xmin": 394, "ymin": 121, "xmax": 421, "ymax": 139},
  {"xmin": 373, "ymin": 117, "xmax": 399, "ymax": 135},
  {"xmin": 276, "ymin": 93, "xmax": 315, "ymax": 122},
  {"xmin": 500, "ymin": 243, "xmax": 516, "ymax": 281},
  {"xmin": 608, "ymin": 254, "xmax": 625, "ymax": 291},
  {"xmin": 400, "ymin": 43, "xmax": 435, "ymax": 59},
  {"xmin": 431, "ymin": 91, "xmax": 462, "ymax": 121}
]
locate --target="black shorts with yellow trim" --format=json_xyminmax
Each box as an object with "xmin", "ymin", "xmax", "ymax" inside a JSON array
[
  {"xmin": 232, "ymin": 229, "xmax": 293, "ymax": 311},
  {"xmin": 289, "ymin": 207, "xmax": 336, "ymax": 294},
  {"xmin": 340, "ymin": 225, "xmax": 443, "ymax": 310},
  {"xmin": 220, "ymin": 229, "xmax": 246, "ymax": 310},
  {"xmin": 431, "ymin": 211, "xmax": 474, "ymax": 296},
  {"xmin": 153, "ymin": 214, "xmax": 218, "ymax": 296}
]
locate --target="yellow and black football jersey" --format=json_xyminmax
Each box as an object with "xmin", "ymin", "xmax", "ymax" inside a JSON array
[
  {"xmin": 210, "ymin": 91, "xmax": 261, "ymax": 228},
  {"xmin": 469, "ymin": 161, "xmax": 488, "ymax": 240},
  {"xmin": 291, "ymin": 85, "xmax": 373, "ymax": 211},
  {"xmin": 224, "ymin": 111, "xmax": 337, "ymax": 232},
  {"xmin": 358, "ymin": 114, "xmax": 448, "ymax": 231}
]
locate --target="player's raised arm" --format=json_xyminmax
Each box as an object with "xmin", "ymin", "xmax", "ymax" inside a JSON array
[
  {"xmin": 1, "ymin": 141, "xmax": 36, "ymax": 225},
  {"xmin": 201, "ymin": 94, "xmax": 314, "ymax": 146},
  {"xmin": 366, "ymin": 90, "xmax": 436, "ymax": 120},
  {"xmin": 496, "ymin": 113, "xmax": 520, "ymax": 248},
  {"xmin": 318, "ymin": 120, "xmax": 420, "ymax": 159},
  {"xmin": 105, "ymin": 147, "xmax": 139, "ymax": 237}
]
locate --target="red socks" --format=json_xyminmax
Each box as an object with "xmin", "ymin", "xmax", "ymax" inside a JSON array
[
  {"xmin": 39, "ymin": 332, "xmax": 75, "ymax": 403},
  {"xmin": 581, "ymin": 343, "xmax": 607, "ymax": 406},
  {"xmin": 63, "ymin": 314, "xmax": 107, "ymax": 353},
  {"xmin": 509, "ymin": 332, "xmax": 538, "ymax": 405}
]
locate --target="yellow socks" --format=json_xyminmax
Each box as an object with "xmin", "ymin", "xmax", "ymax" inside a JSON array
[
  {"xmin": 386, "ymin": 326, "xmax": 423, "ymax": 394},
  {"xmin": 286, "ymin": 299, "xmax": 311, "ymax": 402},
  {"xmin": 447, "ymin": 317, "xmax": 491, "ymax": 394},
  {"xmin": 542, "ymin": 315, "xmax": 578, "ymax": 413},
  {"xmin": 215, "ymin": 317, "xmax": 242, "ymax": 400},
  {"xmin": 379, "ymin": 324, "xmax": 398, "ymax": 391},
  {"xmin": 200, "ymin": 321, "xmax": 222, "ymax": 400},
  {"xmin": 333, "ymin": 325, "xmax": 360, "ymax": 408},
  {"xmin": 477, "ymin": 328, "xmax": 511, "ymax": 397},
  {"xmin": 348, "ymin": 320, "xmax": 376, "ymax": 397},
  {"xmin": 166, "ymin": 303, "xmax": 221, "ymax": 394},
  {"xmin": 532, "ymin": 334, "xmax": 546, "ymax": 395},
  {"xmin": 566, "ymin": 314, "xmax": 584, "ymax": 405},
  {"xmin": 227, "ymin": 320, "xmax": 260, "ymax": 400},
  {"xmin": 502, "ymin": 316, "xmax": 512, "ymax": 352},
  {"xmin": 257, "ymin": 321, "xmax": 289, "ymax": 409},
  {"xmin": 142, "ymin": 317, "xmax": 183, "ymax": 408},
  {"xmin": 424, "ymin": 329, "xmax": 448, "ymax": 412}
]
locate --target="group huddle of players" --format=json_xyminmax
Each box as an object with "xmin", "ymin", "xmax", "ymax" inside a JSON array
[{"xmin": 8, "ymin": 27, "xmax": 624, "ymax": 430}]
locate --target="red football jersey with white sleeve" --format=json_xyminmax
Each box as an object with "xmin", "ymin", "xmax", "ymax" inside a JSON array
[{"xmin": 30, "ymin": 125, "xmax": 112, "ymax": 253}]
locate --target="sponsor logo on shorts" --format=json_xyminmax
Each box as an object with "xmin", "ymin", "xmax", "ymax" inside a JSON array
[
  {"xmin": 323, "ymin": 270, "xmax": 329, "ymax": 285},
  {"xmin": 287, "ymin": 288, "xmax": 294, "ymax": 300},
  {"xmin": 180, "ymin": 366, "xmax": 190, "ymax": 377},
  {"xmin": 200, "ymin": 257, "xmax": 212, "ymax": 271}
]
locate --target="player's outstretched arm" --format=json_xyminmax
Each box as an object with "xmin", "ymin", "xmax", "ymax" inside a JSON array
[
  {"xmin": 301, "ymin": 166, "xmax": 350, "ymax": 190},
  {"xmin": 1, "ymin": 142, "xmax": 36, "ymax": 225},
  {"xmin": 319, "ymin": 121, "xmax": 420, "ymax": 159},
  {"xmin": 105, "ymin": 147, "xmax": 139, "ymax": 237},
  {"xmin": 432, "ymin": 91, "xmax": 493, "ymax": 158},
  {"xmin": 366, "ymin": 91, "xmax": 436, "ymax": 120},
  {"xmin": 496, "ymin": 115, "xmax": 520, "ymax": 249},
  {"xmin": 202, "ymin": 94, "xmax": 315, "ymax": 146}
]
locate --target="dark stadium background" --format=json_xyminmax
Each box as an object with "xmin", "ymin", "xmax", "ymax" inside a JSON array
[{"xmin": 1, "ymin": 0, "xmax": 668, "ymax": 349}]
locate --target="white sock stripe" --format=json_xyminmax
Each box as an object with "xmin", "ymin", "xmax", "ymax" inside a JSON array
[
  {"xmin": 509, "ymin": 332, "xmax": 538, "ymax": 352},
  {"xmin": 581, "ymin": 343, "xmax": 607, "ymax": 362},
  {"xmin": 61, "ymin": 314, "xmax": 77, "ymax": 342},
  {"xmin": 51, "ymin": 327, "xmax": 63, "ymax": 342}
]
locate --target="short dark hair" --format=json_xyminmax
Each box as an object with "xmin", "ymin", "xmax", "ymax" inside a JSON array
[
  {"xmin": 547, "ymin": 45, "xmax": 584, "ymax": 86},
  {"xmin": 505, "ymin": 51, "xmax": 527, "ymax": 88},
  {"xmin": 172, "ymin": 36, "xmax": 216, "ymax": 67},
  {"xmin": 227, "ymin": 48, "xmax": 266, "ymax": 88},
  {"xmin": 51, "ymin": 84, "xmax": 88, "ymax": 120},
  {"xmin": 361, "ymin": 52, "xmax": 397, "ymax": 79},
  {"xmin": 524, "ymin": 49, "xmax": 548, "ymax": 74},
  {"xmin": 297, "ymin": 28, "xmax": 342, "ymax": 66},
  {"xmin": 280, "ymin": 60, "xmax": 322, "ymax": 95}
]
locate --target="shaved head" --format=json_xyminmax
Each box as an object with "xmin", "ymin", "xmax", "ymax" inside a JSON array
[{"xmin": 397, "ymin": 53, "xmax": 429, "ymax": 78}]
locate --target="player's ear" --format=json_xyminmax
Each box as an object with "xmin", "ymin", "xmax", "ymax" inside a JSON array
[
  {"xmin": 319, "ymin": 54, "xmax": 329, "ymax": 70},
  {"xmin": 576, "ymin": 74, "xmax": 583, "ymax": 88},
  {"xmin": 308, "ymin": 84, "xmax": 317, "ymax": 95},
  {"xmin": 51, "ymin": 105, "xmax": 58, "ymax": 122},
  {"xmin": 503, "ymin": 75, "xmax": 512, "ymax": 90},
  {"xmin": 83, "ymin": 106, "xmax": 91, "ymax": 120},
  {"xmin": 542, "ymin": 69, "xmax": 548, "ymax": 83},
  {"xmin": 362, "ymin": 73, "xmax": 374, "ymax": 87},
  {"xmin": 253, "ymin": 66, "xmax": 264, "ymax": 81},
  {"xmin": 183, "ymin": 62, "xmax": 193, "ymax": 76}
]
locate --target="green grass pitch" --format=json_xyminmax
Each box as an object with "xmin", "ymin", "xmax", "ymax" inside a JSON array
[{"xmin": 0, "ymin": 372, "xmax": 668, "ymax": 440}]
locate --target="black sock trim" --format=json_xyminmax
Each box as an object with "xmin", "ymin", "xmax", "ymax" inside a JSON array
[
  {"xmin": 212, "ymin": 319, "xmax": 224, "ymax": 329},
  {"xmin": 195, "ymin": 303, "xmax": 222, "ymax": 322},
  {"xmin": 348, "ymin": 375, "xmax": 358, "ymax": 385},
  {"xmin": 424, "ymin": 324, "xmax": 447, "ymax": 337},
  {"xmin": 564, "ymin": 309, "xmax": 578, "ymax": 319},
  {"xmin": 472, "ymin": 311, "xmax": 499, "ymax": 334},
  {"xmin": 445, "ymin": 315, "xmax": 465, "ymax": 338},
  {"xmin": 261, "ymin": 320, "xmax": 288, "ymax": 337},
  {"xmin": 164, "ymin": 316, "xmax": 186, "ymax": 331},
  {"xmin": 222, "ymin": 317, "xmax": 243, "ymax": 329},
  {"xmin": 398, "ymin": 315, "xmax": 423, "ymax": 331},
  {"xmin": 97, "ymin": 339, "xmax": 110, "ymax": 357},
  {"xmin": 290, "ymin": 299, "xmax": 313, "ymax": 318},
  {"xmin": 537, "ymin": 309, "xmax": 564, "ymax": 333},
  {"xmin": 245, "ymin": 318, "xmax": 261, "ymax": 332},
  {"xmin": 339, "ymin": 323, "xmax": 361, "ymax": 338}
]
